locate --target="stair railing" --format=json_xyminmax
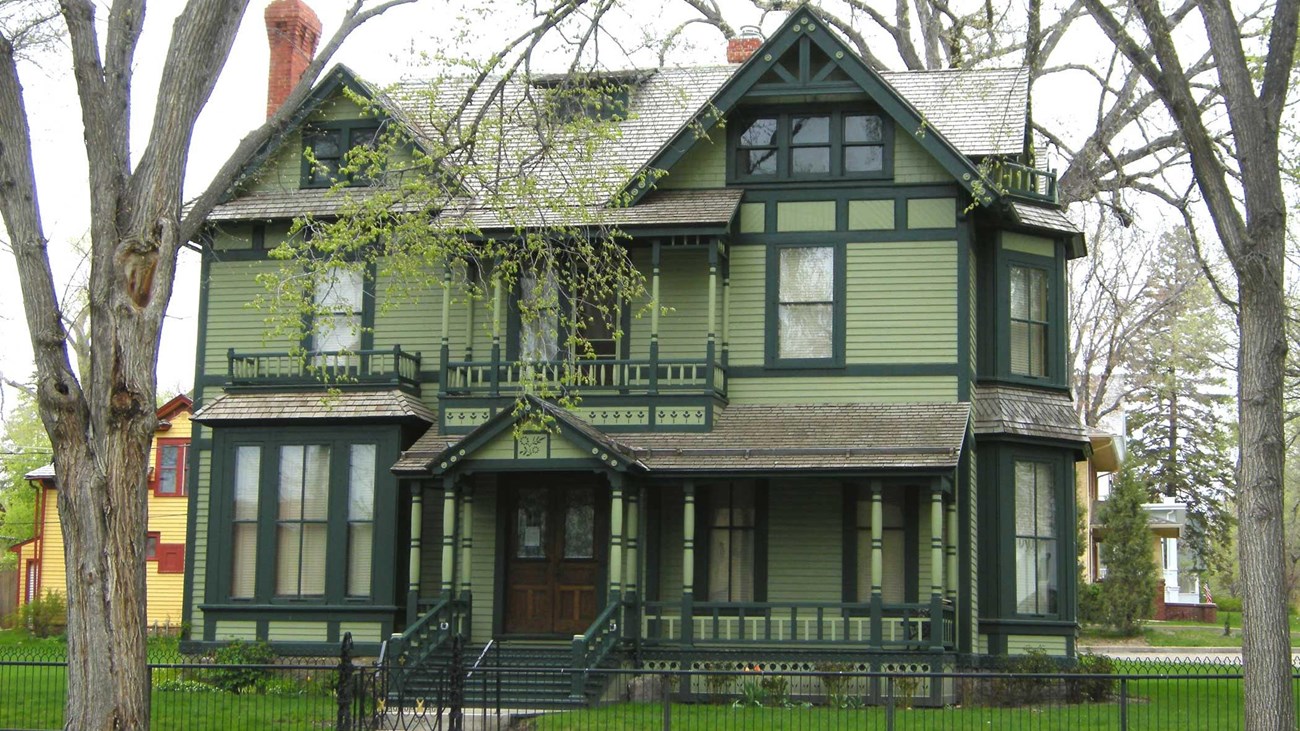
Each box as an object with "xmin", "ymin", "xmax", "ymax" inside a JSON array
[
  {"xmin": 570, "ymin": 598, "xmax": 626, "ymax": 699},
  {"xmin": 390, "ymin": 596, "xmax": 464, "ymax": 678}
]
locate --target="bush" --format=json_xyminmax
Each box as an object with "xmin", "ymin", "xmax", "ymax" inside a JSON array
[
  {"xmin": 1067, "ymin": 652, "xmax": 1116, "ymax": 703},
  {"xmin": 1078, "ymin": 581, "xmax": 1106, "ymax": 625},
  {"xmin": 207, "ymin": 640, "xmax": 277, "ymax": 694},
  {"xmin": 1215, "ymin": 596, "xmax": 1241, "ymax": 613},
  {"xmin": 18, "ymin": 591, "xmax": 66, "ymax": 637}
]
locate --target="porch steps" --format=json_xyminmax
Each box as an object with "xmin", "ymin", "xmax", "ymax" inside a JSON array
[{"xmin": 396, "ymin": 642, "xmax": 615, "ymax": 709}]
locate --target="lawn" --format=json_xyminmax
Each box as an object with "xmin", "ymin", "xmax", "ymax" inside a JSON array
[{"xmin": 1079, "ymin": 617, "xmax": 1300, "ymax": 649}]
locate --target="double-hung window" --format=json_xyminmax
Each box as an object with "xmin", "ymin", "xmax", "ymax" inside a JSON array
[
  {"xmin": 770, "ymin": 244, "xmax": 842, "ymax": 366},
  {"xmin": 276, "ymin": 445, "xmax": 331, "ymax": 597},
  {"xmin": 312, "ymin": 269, "xmax": 365, "ymax": 355},
  {"xmin": 302, "ymin": 123, "xmax": 380, "ymax": 188},
  {"xmin": 734, "ymin": 110, "xmax": 889, "ymax": 181},
  {"xmin": 1009, "ymin": 265, "xmax": 1049, "ymax": 377},
  {"xmin": 707, "ymin": 485, "xmax": 757, "ymax": 602},
  {"xmin": 230, "ymin": 446, "xmax": 261, "ymax": 599},
  {"xmin": 1014, "ymin": 460, "xmax": 1057, "ymax": 615},
  {"xmin": 154, "ymin": 439, "xmax": 188, "ymax": 497}
]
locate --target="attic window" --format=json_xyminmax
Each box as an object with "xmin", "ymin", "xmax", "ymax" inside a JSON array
[
  {"xmin": 302, "ymin": 122, "xmax": 380, "ymax": 188},
  {"xmin": 532, "ymin": 72, "xmax": 641, "ymax": 124},
  {"xmin": 732, "ymin": 109, "xmax": 891, "ymax": 182}
]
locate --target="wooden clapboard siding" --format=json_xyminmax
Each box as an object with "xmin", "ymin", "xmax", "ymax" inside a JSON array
[
  {"xmin": 844, "ymin": 241, "xmax": 958, "ymax": 364},
  {"xmin": 469, "ymin": 482, "xmax": 497, "ymax": 641},
  {"xmin": 418, "ymin": 488, "xmax": 445, "ymax": 600},
  {"xmin": 727, "ymin": 375, "xmax": 957, "ymax": 404},
  {"xmin": 766, "ymin": 481, "xmax": 841, "ymax": 602},
  {"xmin": 726, "ymin": 246, "xmax": 765, "ymax": 367},
  {"xmin": 1006, "ymin": 634, "xmax": 1068, "ymax": 656},
  {"xmin": 203, "ymin": 258, "xmax": 298, "ymax": 374},
  {"xmin": 656, "ymin": 136, "xmax": 725, "ymax": 190},
  {"xmin": 655, "ymin": 249, "xmax": 710, "ymax": 360},
  {"xmin": 267, "ymin": 621, "xmax": 330, "ymax": 642},
  {"xmin": 372, "ymin": 264, "xmax": 444, "ymax": 367},
  {"xmin": 190, "ymin": 449, "xmax": 212, "ymax": 631},
  {"xmin": 894, "ymin": 126, "xmax": 953, "ymax": 184}
]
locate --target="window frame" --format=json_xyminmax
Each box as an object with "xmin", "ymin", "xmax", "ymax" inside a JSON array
[
  {"xmin": 1012, "ymin": 457, "xmax": 1059, "ymax": 617},
  {"xmin": 765, "ymin": 242, "xmax": 846, "ymax": 368},
  {"xmin": 729, "ymin": 107, "xmax": 894, "ymax": 184},
  {"xmin": 153, "ymin": 438, "xmax": 188, "ymax": 498},
  {"xmin": 300, "ymin": 263, "xmax": 376, "ymax": 357},
  {"xmin": 1008, "ymin": 264, "xmax": 1050, "ymax": 379},
  {"xmin": 300, "ymin": 120, "xmax": 383, "ymax": 189},
  {"xmin": 996, "ymin": 246, "xmax": 1066, "ymax": 386},
  {"xmin": 695, "ymin": 482, "xmax": 768, "ymax": 605},
  {"xmin": 505, "ymin": 267, "xmax": 624, "ymax": 365}
]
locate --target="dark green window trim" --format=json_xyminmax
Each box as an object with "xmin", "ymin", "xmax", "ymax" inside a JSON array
[
  {"xmin": 301, "ymin": 120, "xmax": 381, "ymax": 189},
  {"xmin": 764, "ymin": 242, "xmax": 846, "ymax": 368},
  {"xmin": 993, "ymin": 245, "xmax": 1067, "ymax": 387},
  {"xmin": 995, "ymin": 445, "xmax": 1075, "ymax": 623},
  {"xmin": 728, "ymin": 107, "xmax": 894, "ymax": 184},
  {"xmin": 1012, "ymin": 457, "xmax": 1058, "ymax": 617}
]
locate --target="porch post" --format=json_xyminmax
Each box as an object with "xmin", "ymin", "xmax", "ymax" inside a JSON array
[
  {"xmin": 490, "ymin": 273, "xmax": 502, "ymax": 396},
  {"xmin": 609, "ymin": 476, "xmax": 625, "ymax": 602},
  {"xmin": 440, "ymin": 265, "xmax": 452, "ymax": 379},
  {"xmin": 946, "ymin": 498, "xmax": 959, "ymax": 604},
  {"xmin": 407, "ymin": 482, "xmax": 423, "ymax": 624},
  {"xmin": 440, "ymin": 476, "xmax": 457, "ymax": 597},
  {"xmin": 707, "ymin": 238, "xmax": 718, "ymax": 383},
  {"xmin": 625, "ymin": 486, "xmax": 641, "ymax": 649},
  {"xmin": 682, "ymin": 481, "xmax": 696, "ymax": 647},
  {"xmin": 721, "ymin": 246, "xmax": 730, "ymax": 367},
  {"xmin": 870, "ymin": 481, "xmax": 883, "ymax": 649},
  {"xmin": 460, "ymin": 483, "xmax": 474, "ymax": 601},
  {"xmin": 930, "ymin": 482, "xmax": 945, "ymax": 652},
  {"xmin": 649, "ymin": 240, "xmax": 661, "ymax": 394}
]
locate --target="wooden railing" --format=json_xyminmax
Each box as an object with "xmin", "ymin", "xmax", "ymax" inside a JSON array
[
  {"xmin": 227, "ymin": 346, "xmax": 421, "ymax": 391},
  {"xmin": 570, "ymin": 598, "xmax": 626, "ymax": 699},
  {"xmin": 442, "ymin": 357, "xmax": 725, "ymax": 397},
  {"xmin": 987, "ymin": 160, "xmax": 1058, "ymax": 204},
  {"xmin": 387, "ymin": 596, "xmax": 466, "ymax": 693},
  {"xmin": 641, "ymin": 600, "xmax": 956, "ymax": 650}
]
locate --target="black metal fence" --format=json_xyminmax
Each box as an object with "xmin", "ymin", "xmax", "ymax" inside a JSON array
[{"xmin": 1, "ymin": 640, "xmax": 1296, "ymax": 730}]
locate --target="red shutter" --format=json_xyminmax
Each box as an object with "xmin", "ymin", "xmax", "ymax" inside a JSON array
[{"xmin": 158, "ymin": 544, "xmax": 185, "ymax": 574}]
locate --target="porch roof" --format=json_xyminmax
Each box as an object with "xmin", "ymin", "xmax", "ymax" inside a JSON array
[
  {"xmin": 193, "ymin": 389, "xmax": 437, "ymax": 424},
  {"xmin": 394, "ymin": 401, "xmax": 971, "ymax": 476},
  {"xmin": 972, "ymin": 383, "xmax": 1088, "ymax": 443}
]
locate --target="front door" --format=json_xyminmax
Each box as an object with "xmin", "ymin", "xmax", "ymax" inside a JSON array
[{"xmin": 504, "ymin": 477, "xmax": 604, "ymax": 635}]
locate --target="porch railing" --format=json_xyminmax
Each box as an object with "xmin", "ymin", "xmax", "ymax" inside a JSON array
[
  {"xmin": 641, "ymin": 600, "xmax": 956, "ymax": 650},
  {"xmin": 570, "ymin": 598, "xmax": 627, "ymax": 699},
  {"xmin": 442, "ymin": 357, "xmax": 725, "ymax": 397},
  {"xmin": 227, "ymin": 346, "xmax": 421, "ymax": 392},
  {"xmin": 986, "ymin": 159, "xmax": 1058, "ymax": 204},
  {"xmin": 388, "ymin": 596, "xmax": 465, "ymax": 677}
]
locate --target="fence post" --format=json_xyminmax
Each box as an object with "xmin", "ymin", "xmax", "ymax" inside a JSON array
[
  {"xmin": 885, "ymin": 674, "xmax": 896, "ymax": 731},
  {"xmin": 449, "ymin": 635, "xmax": 464, "ymax": 731},
  {"xmin": 336, "ymin": 632, "xmax": 355, "ymax": 731},
  {"xmin": 1119, "ymin": 677, "xmax": 1128, "ymax": 731},
  {"xmin": 661, "ymin": 670, "xmax": 672, "ymax": 731}
]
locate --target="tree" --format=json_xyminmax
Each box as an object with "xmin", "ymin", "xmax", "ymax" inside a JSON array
[
  {"xmin": 0, "ymin": 393, "xmax": 48, "ymax": 567},
  {"xmin": 1077, "ymin": 1, "xmax": 1300, "ymax": 727},
  {"xmin": 1098, "ymin": 465, "xmax": 1159, "ymax": 636},
  {"xmin": 0, "ymin": 2, "xmax": 421, "ymax": 727},
  {"xmin": 1123, "ymin": 230, "xmax": 1236, "ymax": 576}
]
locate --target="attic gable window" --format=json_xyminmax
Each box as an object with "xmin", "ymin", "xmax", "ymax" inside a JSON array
[
  {"xmin": 302, "ymin": 122, "xmax": 380, "ymax": 188},
  {"xmin": 732, "ymin": 109, "xmax": 890, "ymax": 182}
]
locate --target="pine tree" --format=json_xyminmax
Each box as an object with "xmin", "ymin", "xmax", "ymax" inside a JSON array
[{"xmin": 1100, "ymin": 466, "xmax": 1159, "ymax": 635}]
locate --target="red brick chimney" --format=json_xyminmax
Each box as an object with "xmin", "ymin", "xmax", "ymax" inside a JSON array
[
  {"xmin": 727, "ymin": 26, "xmax": 763, "ymax": 64},
  {"xmin": 265, "ymin": 0, "xmax": 322, "ymax": 119}
]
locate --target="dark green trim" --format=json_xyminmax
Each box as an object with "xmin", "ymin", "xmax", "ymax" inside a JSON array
[
  {"xmin": 980, "ymin": 233, "xmax": 1069, "ymax": 388},
  {"xmin": 726, "ymin": 106, "xmax": 895, "ymax": 184},
  {"xmin": 182, "ymin": 251, "xmax": 215, "ymax": 636},
  {"xmin": 956, "ymin": 214, "xmax": 972, "ymax": 403},
  {"xmin": 492, "ymin": 478, "xmax": 508, "ymax": 640},
  {"xmin": 622, "ymin": 9, "xmax": 994, "ymax": 207},
  {"xmin": 956, "ymin": 430, "xmax": 974, "ymax": 656},
  {"xmin": 978, "ymin": 618, "xmax": 1078, "ymax": 633},
  {"xmin": 755, "ymin": 479, "xmax": 769, "ymax": 602},
  {"xmin": 457, "ymin": 458, "xmax": 612, "ymax": 474}
]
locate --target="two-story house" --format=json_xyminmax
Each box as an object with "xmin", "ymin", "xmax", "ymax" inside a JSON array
[{"xmin": 182, "ymin": 0, "xmax": 1087, "ymax": 706}]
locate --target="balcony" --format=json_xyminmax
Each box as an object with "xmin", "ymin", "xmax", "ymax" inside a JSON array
[
  {"xmin": 987, "ymin": 160, "xmax": 1058, "ymax": 204},
  {"xmin": 442, "ymin": 357, "xmax": 726, "ymax": 398},
  {"xmin": 226, "ymin": 346, "xmax": 422, "ymax": 393}
]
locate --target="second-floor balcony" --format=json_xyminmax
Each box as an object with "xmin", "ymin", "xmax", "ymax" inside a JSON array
[
  {"xmin": 227, "ymin": 346, "xmax": 422, "ymax": 393},
  {"xmin": 442, "ymin": 356, "xmax": 726, "ymax": 398},
  {"xmin": 987, "ymin": 159, "xmax": 1057, "ymax": 204}
]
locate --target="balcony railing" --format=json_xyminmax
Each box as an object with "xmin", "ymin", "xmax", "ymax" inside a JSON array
[
  {"xmin": 226, "ymin": 346, "xmax": 421, "ymax": 392},
  {"xmin": 442, "ymin": 357, "xmax": 726, "ymax": 397},
  {"xmin": 987, "ymin": 160, "xmax": 1058, "ymax": 204},
  {"xmin": 640, "ymin": 600, "xmax": 955, "ymax": 650}
]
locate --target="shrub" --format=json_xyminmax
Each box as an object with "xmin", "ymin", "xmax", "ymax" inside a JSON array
[
  {"xmin": 19, "ymin": 591, "xmax": 67, "ymax": 637},
  {"xmin": 1215, "ymin": 596, "xmax": 1242, "ymax": 613},
  {"xmin": 989, "ymin": 649, "xmax": 1059, "ymax": 706},
  {"xmin": 759, "ymin": 674, "xmax": 789, "ymax": 706},
  {"xmin": 1067, "ymin": 652, "xmax": 1116, "ymax": 703},
  {"xmin": 207, "ymin": 640, "xmax": 277, "ymax": 694},
  {"xmin": 1099, "ymin": 467, "xmax": 1158, "ymax": 635},
  {"xmin": 697, "ymin": 662, "xmax": 734, "ymax": 702},
  {"xmin": 815, "ymin": 662, "xmax": 855, "ymax": 707},
  {"xmin": 1078, "ymin": 581, "xmax": 1106, "ymax": 625}
]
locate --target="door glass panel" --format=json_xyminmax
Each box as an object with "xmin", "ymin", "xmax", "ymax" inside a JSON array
[
  {"xmin": 564, "ymin": 487, "xmax": 595, "ymax": 559},
  {"xmin": 516, "ymin": 488, "xmax": 548, "ymax": 559}
]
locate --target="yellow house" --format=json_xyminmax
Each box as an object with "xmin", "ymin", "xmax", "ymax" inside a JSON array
[{"xmin": 10, "ymin": 395, "xmax": 192, "ymax": 630}]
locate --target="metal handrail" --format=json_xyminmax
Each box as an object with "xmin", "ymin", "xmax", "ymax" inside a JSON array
[{"xmin": 466, "ymin": 639, "xmax": 495, "ymax": 680}]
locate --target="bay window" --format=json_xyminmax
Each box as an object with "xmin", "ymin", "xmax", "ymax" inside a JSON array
[{"xmin": 1015, "ymin": 460, "xmax": 1057, "ymax": 615}]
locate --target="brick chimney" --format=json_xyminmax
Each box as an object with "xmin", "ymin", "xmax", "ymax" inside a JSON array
[
  {"xmin": 727, "ymin": 26, "xmax": 763, "ymax": 64},
  {"xmin": 265, "ymin": 0, "xmax": 322, "ymax": 119}
]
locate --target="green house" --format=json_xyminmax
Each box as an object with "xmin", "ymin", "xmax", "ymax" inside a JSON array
[{"xmin": 182, "ymin": 6, "xmax": 1088, "ymax": 704}]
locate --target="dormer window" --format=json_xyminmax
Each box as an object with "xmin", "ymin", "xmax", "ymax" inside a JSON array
[
  {"xmin": 732, "ymin": 109, "xmax": 890, "ymax": 182},
  {"xmin": 302, "ymin": 122, "xmax": 379, "ymax": 188}
]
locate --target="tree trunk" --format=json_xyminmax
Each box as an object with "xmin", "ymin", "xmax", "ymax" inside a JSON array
[{"xmin": 1236, "ymin": 231, "xmax": 1292, "ymax": 731}]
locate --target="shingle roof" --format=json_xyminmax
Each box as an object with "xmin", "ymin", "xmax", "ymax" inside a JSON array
[
  {"xmin": 193, "ymin": 390, "xmax": 436, "ymax": 424},
  {"xmin": 880, "ymin": 68, "xmax": 1027, "ymax": 156},
  {"xmin": 973, "ymin": 383, "xmax": 1088, "ymax": 443},
  {"xmin": 393, "ymin": 401, "xmax": 970, "ymax": 476},
  {"xmin": 1009, "ymin": 201, "xmax": 1083, "ymax": 235},
  {"xmin": 24, "ymin": 464, "xmax": 55, "ymax": 481}
]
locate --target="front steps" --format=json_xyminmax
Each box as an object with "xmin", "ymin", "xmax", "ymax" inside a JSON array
[{"xmin": 393, "ymin": 640, "xmax": 615, "ymax": 709}]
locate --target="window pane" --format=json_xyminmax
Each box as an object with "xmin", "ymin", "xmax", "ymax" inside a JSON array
[
  {"xmin": 845, "ymin": 145, "xmax": 883, "ymax": 172},
  {"xmin": 307, "ymin": 129, "xmax": 343, "ymax": 159},
  {"xmin": 740, "ymin": 118, "xmax": 778, "ymax": 146},
  {"xmin": 276, "ymin": 524, "xmax": 302, "ymax": 595},
  {"xmin": 564, "ymin": 488, "xmax": 594, "ymax": 559},
  {"xmin": 1035, "ymin": 464, "xmax": 1056, "ymax": 535},
  {"xmin": 1029, "ymin": 269, "xmax": 1047, "ymax": 319},
  {"xmin": 844, "ymin": 115, "xmax": 883, "ymax": 143},
  {"xmin": 315, "ymin": 269, "xmax": 364, "ymax": 311},
  {"xmin": 1010, "ymin": 321, "xmax": 1031, "ymax": 373},
  {"xmin": 779, "ymin": 247, "xmax": 834, "ymax": 302},
  {"xmin": 1040, "ymin": 539, "xmax": 1058, "ymax": 613},
  {"xmin": 1010, "ymin": 267, "xmax": 1029, "ymax": 319},
  {"xmin": 745, "ymin": 149, "xmax": 777, "ymax": 176},
  {"xmin": 1015, "ymin": 461, "xmax": 1036, "ymax": 534},
  {"xmin": 516, "ymin": 488, "xmax": 547, "ymax": 559},
  {"xmin": 278, "ymin": 446, "xmax": 304, "ymax": 520},
  {"xmin": 302, "ymin": 445, "xmax": 330, "ymax": 520},
  {"xmin": 520, "ymin": 271, "xmax": 560, "ymax": 362},
  {"xmin": 1029, "ymin": 323, "xmax": 1046, "ymax": 375},
  {"xmin": 791, "ymin": 116, "xmax": 829, "ymax": 143},
  {"xmin": 300, "ymin": 524, "xmax": 327, "ymax": 595},
  {"xmin": 348, "ymin": 523, "xmax": 373, "ymax": 596},
  {"xmin": 349, "ymin": 444, "xmax": 376, "ymax": 521},
  {"xmin": 791, "ymin": 146, "xmax": 830, "ymax": 174},
  {"xmin": 231, "ymin": 524, "xmax": 257, "ymax": 598},
  {"xmin": 1015, "ymin": 536, "xmax": 1038, "ymax": 612},
  {"xmin": 234, "ymin": 446, "xmax": 261, "ymax": 520},
  {"xmin": 315, "ymin": 314, "xmax": 360, "ymax": 352},
  {"xmin": 779, "ymin": 304, "xmax": 833, "ymax": 359}
]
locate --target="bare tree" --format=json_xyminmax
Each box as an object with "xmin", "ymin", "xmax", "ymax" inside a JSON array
[{"xmin": 0, "ymin": 1, "xmax": 417, "ymax": 727}]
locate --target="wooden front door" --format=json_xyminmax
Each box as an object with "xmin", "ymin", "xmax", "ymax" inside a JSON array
[{"xmin": 504, "ymin": 477, "xmax": 604, "ymax": 635}]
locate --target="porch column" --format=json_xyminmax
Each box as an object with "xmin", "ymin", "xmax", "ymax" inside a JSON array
[
  {"xmin": 649, "ymin": 240, "xmax": 661, "ymax": 394},
  {"xmin": 625, "ymin": 486, "xmax": 641, "ymax": 647},
  {"xmin": 707, "ymin": 238, "xmax": 718, "ymax": 375},
  {"xmin": 439, "ymin": 265, "xmax": 452, "ymax": 386},
  {"xmin": 490, "ymin": 273, "xmax": 502, "ymax": 396},
  {"xmin": 721, "ymin": 247, "xmax": 730, "ymax": 366},
  {"xmin": 608, "ymin": 477, "xmax": 625, "ymax": 601},
  {"xmin": 682, "ymin": 481, "xmax": 696, "ymax": 646},
  {"xmin": 464, "ymin": 274, "xmax": 475, "ymax": 360},
  {"xmin": 930, "ymin": 481, "xmax": 945, "ymax": 652},
  {"xmin": 440, "ymin": 476, "xmax": 457, "ymax": 597},
  {"xmin": 407, "ymin": 483, "xmax": 423, "ymax": 623},
  {"xmin": 869, "ymin": 481, "xmax": 883, "ymax": 649},
  {"xmin": 459, "ymin": 483, "xmax": 474, "ymax": 600},
  {"xmin": 946, "ymin": 498, "xmax": 959, "ymax": 604}
]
